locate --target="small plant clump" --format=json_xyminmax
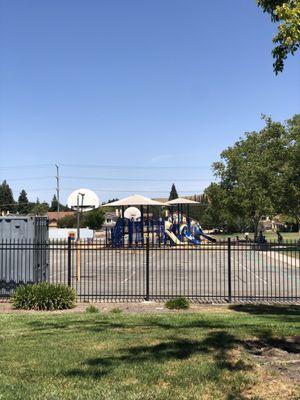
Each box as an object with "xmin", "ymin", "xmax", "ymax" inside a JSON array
[
  {"xmin": 165, "ymin": 297, "xmax": 190, "ymax": 310},
  {"xmin": 110, "ymin": 307, "xmax": 122, "ymax": 314},
  {"xmin": 86, "ymin": 304, "xmax": 100, "ymax": 313},
  {"xmin": 11, "ymin": 282, "xmax": 76, "ymax": 311}
]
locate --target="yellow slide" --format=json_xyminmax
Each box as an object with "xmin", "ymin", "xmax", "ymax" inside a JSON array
[{"xmin": 165, "ymin": 229, "xmax": 184, "ymax": 245}]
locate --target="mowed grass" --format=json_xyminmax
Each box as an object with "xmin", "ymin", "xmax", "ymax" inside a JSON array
[
  {"xmin": 0, "ymin": 306, "xmax": 299, "ymax": 400},
  {"xmin": 213, "ymin": 231, "xmax": 299, "ymax": 241}
]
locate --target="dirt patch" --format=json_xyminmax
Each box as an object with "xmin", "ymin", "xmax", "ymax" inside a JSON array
[
  {"xmin": 244, "ymin": 336, "xmax": 300, "ymax": 382},
  {"xmin": 243, "ymin": 336, "xmax": 300, "ymax": 399},
  {"xmin": 0, "ymin": 301, "xmax": 233, "ymax": 314},
  {"xmin": 245, "ymin": 366, "xmax": 300, "ymax": 400}
]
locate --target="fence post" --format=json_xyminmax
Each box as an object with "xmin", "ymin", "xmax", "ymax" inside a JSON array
[
  {"xmin": 227, "ymin": 237, "xmax": 232, "ymax": 303},
  {"xmin": 145, "ymin": 237, "xmax": 150, "ymax": 301},
  {"xmin": 67, "ymin": 236, "xmax": 72, "ymax": 287}
]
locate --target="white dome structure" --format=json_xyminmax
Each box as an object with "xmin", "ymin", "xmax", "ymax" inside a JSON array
[{"xmin": 67, "ymin": 189, "xmax": 100, "ymax": 212}]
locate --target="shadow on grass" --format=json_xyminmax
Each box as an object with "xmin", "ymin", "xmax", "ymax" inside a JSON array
[
  {"xmin": 229, "ymin": 304, "xmax": 300, "ymax": 316},
  {"xmin": 26, "ymin": 308, "xmax": 300, "ymax": 335},
  {"xmin": 27, "ymin": 319, "xmax": 126, "ymax": 332},
  {"xmin": 65, "ymin": 331, "xmax": 251, "ymax": 380}
]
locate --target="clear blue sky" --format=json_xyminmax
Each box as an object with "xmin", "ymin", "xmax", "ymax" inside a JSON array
[{"xmin": 0, "ymin": 0, "xmax": 299, "ymax": 203}]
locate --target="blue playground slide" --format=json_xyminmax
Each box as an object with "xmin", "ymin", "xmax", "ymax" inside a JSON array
[
  {"xmin": 194, "ymin": 226, "xmax": 216, "ymax": 243},
  {"xmin": 112, "ymin": 218, "xmax": 124, "ymax": 247},
  {"xmin": 183, "ymin": 230, "xmax": 201, "ymax": 245},
  {"xmin": 199, "ymin": 231, "xmax": 216, "ymax": 242}
]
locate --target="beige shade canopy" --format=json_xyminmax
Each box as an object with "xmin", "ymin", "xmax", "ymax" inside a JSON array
[
  {"xmin": 166, "ymin": 197, "xmax": 199, "ymax": 205},
  {"xmin": 102, "ymin": 194, "xmax": 165, "ymax": 207}
]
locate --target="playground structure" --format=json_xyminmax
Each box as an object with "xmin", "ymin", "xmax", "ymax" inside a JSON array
[{"xmin": 103, "ymin": 195, "xmax": 216, "ymax": 247}]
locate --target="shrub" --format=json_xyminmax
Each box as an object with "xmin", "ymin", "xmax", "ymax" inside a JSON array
[
  {"xmin": 11, "ymin": 282, "xmax": 76, "ymax": 311},
  {"xmin": 165, "ymin": 297, "xmax": 190, "ymax": 310},
  {"xmin": 83, "ymin": 208, "xmax": 105, "ymax": 230},
  {"xmin": 86, "ymin": 304, "xmax": 99, "ymax": 313},
  {"xmin": 57, "ymin": 214, "xmax": 77, "ymax": 228},
  {"xmin": 110, "ymin": 307, "xmax": 122, "ymax": 314}
]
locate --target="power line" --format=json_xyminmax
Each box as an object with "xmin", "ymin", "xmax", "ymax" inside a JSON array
[
  {"xmin": 0, "ymin": 163, "xmax": 211, "ymax": 170},
  {"xmin": 61, "ymin": 176, "xmax": 212, "ymax": 182},
  {"xmin": 6, "ymin": 188, "xmax": 56, "ymax": 192},
  {"xmin": 0, "ymin": 177, "xmax": 54, "ymax": 181},
  {"xmin": 5, "ymin": 187, "xmax": 205, "ymax": 194},
  {"xmin": 61, "ymin": 188, "xmax": 205, "ymax": 194},
  {"xmin": 1, "ymin": 175, "xmax": 214, "ymax": 182},
  {"xmin": 0, "ymin": 201, "xmax": 49, "ymax": 206},
  {"xmin": 61, "ymin": 163, "xmax": 211, "ymax": 170},
  {"xmin": 0, "ymin": 164, "xmax": 53, "ymax": 170}
]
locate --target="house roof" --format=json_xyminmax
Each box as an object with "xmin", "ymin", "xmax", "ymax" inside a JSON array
[{"xmin": 48, "ymin": 211, "xmax": 75, "ymax": 221}]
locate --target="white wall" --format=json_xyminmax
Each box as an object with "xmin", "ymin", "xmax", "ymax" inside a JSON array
[{"xmin": 49, "ymin": 228, "xmax": 94, "ymax": 240}]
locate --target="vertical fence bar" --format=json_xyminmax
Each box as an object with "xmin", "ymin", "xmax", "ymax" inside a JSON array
[
  {"xmin": 67, "ymin": 236, "xmax": 72, "ymax": 287},
  {"xmin": 227, "ymin": 238, "xmax": 232, "ymax": 303},
  {"xmin": 145, "ymin": 237, "xmax": 150, "ymax": 301}
]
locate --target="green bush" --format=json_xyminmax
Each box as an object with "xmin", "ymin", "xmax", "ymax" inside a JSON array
[
  {"xmin": 86, "ymin": 304, "xmax": 99, "ymax": 313},
  {"xmin": 165, "ymin": 297, "xmax": 190, "ymax": 310},
  {"xmin": 110, "ymin": 307, "xmax": 122, "ymax": 314},
  {"xmin": 11, "ymin": 282, "xmax": 76, "ymax": 311}
]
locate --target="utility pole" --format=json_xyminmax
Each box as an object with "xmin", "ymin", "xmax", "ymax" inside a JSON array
[{"xmin": 55, "ymin": 164, "xmax": 60, "ymax": 222}]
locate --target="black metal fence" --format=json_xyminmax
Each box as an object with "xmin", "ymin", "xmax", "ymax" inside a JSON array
[{"xmin": 1, "ymin": 238, "xmax": 299, "ymax": 303}]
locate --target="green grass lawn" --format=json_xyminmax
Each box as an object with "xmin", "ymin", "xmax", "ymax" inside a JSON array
[
  {"xmin": 212, "ymin": 231, "xmax": 299, "ymax": 241},
  {"xmin": 0, "ymin": 306, "xmax": 299, "ymax": 400}
]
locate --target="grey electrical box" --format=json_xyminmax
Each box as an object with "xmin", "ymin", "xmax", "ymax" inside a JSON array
[{"xmin": 0, "ymin": 216, "xmax": 49, "ymax": 298}]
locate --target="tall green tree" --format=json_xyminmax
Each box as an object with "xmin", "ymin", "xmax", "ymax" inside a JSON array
[
  {"xmin": 49, "ymin": 195, "xmax": 59, "ymax": 212},
  {"xmin": 281, "ymin": 114, "xmax": 300, "ymax": 234},
  {"xmin": 213, "ymin": 117, "xmax": 289, "ymax": 239},
  {"xmin": 202, "ymin": 183, "xmax": 227, "ymax": 230},
  {"xmin": 17, "ymin": 190, "xmax": 30, "ymax": 214},
  {"xmin": 257, "ymin": 0, "xmax": 300, "ymax": 73},
  {"xmin": 200, "ymin": 184, "xmax": 249, "ymax": 232},
  {"xmin": 49, "ymin": 194, "xmax": 68, "ymax": 212},
  {"xmin": 168, "ymin": 184, "xmax": 179, "ymax": 201},
  {"xmin": 0, "ymin": 180, "xmax": 15, "ymax": 213}
]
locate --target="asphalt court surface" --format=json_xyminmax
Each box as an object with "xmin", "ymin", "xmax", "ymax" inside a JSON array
[{"xmin": 49, "ymin": 245, "xmax": 300, "ymax": 301}]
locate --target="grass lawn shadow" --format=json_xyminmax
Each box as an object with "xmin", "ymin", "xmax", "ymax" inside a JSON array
[
  {"xmin": 229, "ymin": 304, "xmax": 300, "ymax": 316},
  {"xmin": 65, "ymin": 331, "xmax": 251, "ymax": 381}
]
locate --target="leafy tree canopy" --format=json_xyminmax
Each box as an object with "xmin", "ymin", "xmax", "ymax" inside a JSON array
[
  {"xmin": 257, "ymin": 0, "xmax": 300, "ymax": 73},
  {"xmin": 57, "ymin": 208, "xmax": 105, "ymax": 230},
  {"xmin": 281, "ymin": 114, "xmax": 300, "ymax": 230},
  {"xmin": 213, "ymin": 116, "xmax": 290, "ymax": 238},
  {"xmin": 57, "ymin": 214, "xmax": 77, "ymax": 229},
  {"xmin": 83, "ymin": 208, "xmax": 105, "ymax": 230},
  {"xmin": 31, "ymin": 198, "xmax": 49, "ymax": 215}
]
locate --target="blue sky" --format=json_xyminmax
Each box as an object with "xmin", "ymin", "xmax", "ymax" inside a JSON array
[{"xmin": 0, "ymin": 0, "xmax": 299, "ymax": 204}]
